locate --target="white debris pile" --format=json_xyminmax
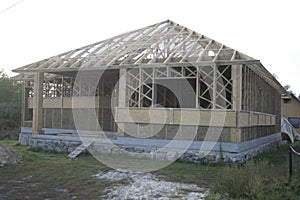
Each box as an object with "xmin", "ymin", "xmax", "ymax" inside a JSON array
[{"xmin": 93, "ymin": 170, "xmax": 209, "ymax": 200}]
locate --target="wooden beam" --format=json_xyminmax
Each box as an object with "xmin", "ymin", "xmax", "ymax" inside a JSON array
[
  {"xmin": 117, "ymin": 68, "xmax": 127, "ymax": 136},
  {"xmin": 196, "ymin": 66, "xmax": 199, "ymax": 109},
  {"xmin": 196, "ymin": 40, "xmax": 213, "ymax": 62},
  {"xmin": 118, "ymin": 22, "xmax": 170, "ymax": 65},
  {"xmin": 179, "ymin": 36, "xmax": 202, "ymax": 63},
  {"xmin": 212, "ymin": 64, "xmax": 217, "ymax": 109},
  {"xmin": 118, "ymin": 69, "xmax": 127, "ymax": 107},
  {"xmin": 231, "ymin": 50, "xmax": 237, "ymax": 61},
  {"xmin": 32, "ymin": 72, "xmax": 44, "ymax": 134},
  {"xmin": 232, "ymin": 65, "xmax": 242, "ymax": 111},
  {"xmin": 139, "ymin": 24, "xmax": 181, "ymax": 64},
  {"xmin": 21, "ymin": 81, "xmax": 27, "ymax": 126},
  {"xmin": 15, "ymin": 60, "xmax": 261, "ymax": 74},
  {"xmin": 212, "ymin": 44, "xmax": 224, "ymax": 62}
]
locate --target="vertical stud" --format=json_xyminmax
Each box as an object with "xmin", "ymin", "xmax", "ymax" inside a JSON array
[{"xmin": 32, "ymin": 72, "xmax": 44, "ymax": 134}]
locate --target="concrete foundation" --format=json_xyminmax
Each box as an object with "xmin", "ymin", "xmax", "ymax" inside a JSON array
[{"xmin": 19, "ymin": 127, "xmax": 283, "ymax": 163}]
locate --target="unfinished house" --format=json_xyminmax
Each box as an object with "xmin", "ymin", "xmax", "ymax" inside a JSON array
[
  {"xmin": 282, "ymin": 94, "xmax": 300, "ymax": 133},
  {"xmin": 13, "ymin": 20, "xmax": 285, "ymax": 162}
]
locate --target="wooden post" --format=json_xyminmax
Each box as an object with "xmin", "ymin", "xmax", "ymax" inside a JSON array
[
  {"xmin": 138, "ymin": 68, "xmax": 142, "ymax": 108},
  {"xmin": 231, "ymin": 65, "xmax": 242, "ymax": 143},
  {"xmin": 118, "ymin": 69, "xmax": 127, "ymax": 107},
  {"xmin": 117, "ymin": 69, "xmax": 127, "ymax": 136},
  {"xmin": 195, "ymin": 66, "xmax": 199, "ymax": 109},
  {"xmin": 21, "ymin": 81, "xmax": 27, "ymax": 127},
  {"xmin": 152, "ymin": 67, "xmax": 156, "ymax": 108},
  {"xmin": 232, "ymin": 65, "xmax": 242, "ymax": 111},
  {"xmin": 60, "ymin": 76, "xmax": 64, "ymax": 129},
  {"xmin": 212, "ymin": 64, "xmax": 217, "ymax": 109},
  {"xmin": 32, "ymin": 72, "xmax": 44, "ymax": 134},
  {"xmin": 289, "ymin": 146, "xmax": 293, "ymax": 179}
]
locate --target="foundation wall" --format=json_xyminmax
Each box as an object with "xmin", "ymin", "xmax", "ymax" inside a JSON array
[{"xmin": 19, "ymin": 131, "xmax": 283, "ymax": 163}]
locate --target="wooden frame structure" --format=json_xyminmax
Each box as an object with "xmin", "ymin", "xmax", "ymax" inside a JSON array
[{"xmin": 13, "ymin": 20, "xmax": 285, "ymax": 144}]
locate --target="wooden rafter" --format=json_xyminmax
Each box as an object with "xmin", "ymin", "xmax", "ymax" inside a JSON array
[
  {"xmin": 13, "ymin": 20, "xmax": 253, "ymax": 74},
  {"xmin": 12, "ymin": 20, "xmax": 285, "ymax": 94}
]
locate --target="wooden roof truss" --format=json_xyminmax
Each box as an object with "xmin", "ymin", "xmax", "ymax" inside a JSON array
[
  {"xmin": 13, "ymin": 20, "xmax": 252, "ymax": 73},
  {"xmin": 12, "ymin": 20, "xmax": 285, "ymax": 93}
]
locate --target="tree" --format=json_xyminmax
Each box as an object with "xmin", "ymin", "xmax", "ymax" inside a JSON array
[
  {"xmin": 272, "ymin": 74, "xmax": 299, "ymax": 98},
  {"xmin": 283, "ymin": 84, "xmax": 296, "ymax": 95},
  {"xmin": 0, "ymin": 71, "xmax": 22, "ymax": 139},
  {"xmin": 0, "ymin": 71, "xmax": 22, "ymax": 103},
  {"xmin": 272, "ymin": 73, "xmax": 278, "ymax": 79}
]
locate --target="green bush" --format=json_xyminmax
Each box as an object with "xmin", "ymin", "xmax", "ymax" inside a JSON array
[
  {"xmin": 209, "ymin": 160, "xmax": 300, "ymax": 199},
  {"xmin": 0, "ymin": 128, "xmax": 20, "ymax": 140},
  {"xmin": 0, "ymin": 71, "xmax": 22, "ymax": 139}
]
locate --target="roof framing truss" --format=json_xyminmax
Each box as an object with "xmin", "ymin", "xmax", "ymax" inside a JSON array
[
  {"xmin": 12, "ymin": 20, "xmax": 285, "ymax": 93},
  {"xmin": 13, "ymin": 20, "xmax": 253, "ymax": 73}
]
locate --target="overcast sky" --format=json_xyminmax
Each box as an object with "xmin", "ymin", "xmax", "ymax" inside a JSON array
[{"xmin": 0, "ymin": 0, "xmax": 299, "ymax": 95}]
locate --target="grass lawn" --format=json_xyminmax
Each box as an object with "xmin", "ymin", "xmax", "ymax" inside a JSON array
[
  {"xmin": 0, "ymin": 139, "xmax": 300, "ymax": 199},
  {"xmin": 0, "ymin": 140, "xmax": 113, "ymax": 199}
]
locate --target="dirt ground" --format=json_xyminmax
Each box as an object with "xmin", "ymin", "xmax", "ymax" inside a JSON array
[{"xmin": 0, "ymin": 143, "xmax": 22, "ymax": 166}]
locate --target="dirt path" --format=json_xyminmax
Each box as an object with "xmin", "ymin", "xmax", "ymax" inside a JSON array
[{"xmin": 0, "ymin": 143, "xmax": 22, "ymax": 166}]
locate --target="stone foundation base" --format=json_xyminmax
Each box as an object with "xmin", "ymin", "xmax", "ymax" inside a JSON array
[{"xmin": 19, "ymin": 130, "xmax": 283, "ymax": 163}]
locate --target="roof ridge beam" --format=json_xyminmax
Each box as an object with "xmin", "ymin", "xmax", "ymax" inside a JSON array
[
  {"xmin": 149, "ymin": 25, "xmax": 186, "ymax": 63},
  {"xmin": 117, "ymin": 21, "xmax": 172, "ymax": 65},
  {"xmin": 135, "ymin": 24, "xmax": 179, "ymax": 64}
]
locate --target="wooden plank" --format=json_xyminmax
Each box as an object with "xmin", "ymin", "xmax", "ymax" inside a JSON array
[
  {"xmin": 231, "ymin": 50, "xmax": 237, "ymax": 60},
  {"xmin": 115, "ymin": 107, "xmax": 239, "ymax": 127},
  {"xmin": 68, "ymin": 141, "xmax": 93, "ymax": 159}
]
